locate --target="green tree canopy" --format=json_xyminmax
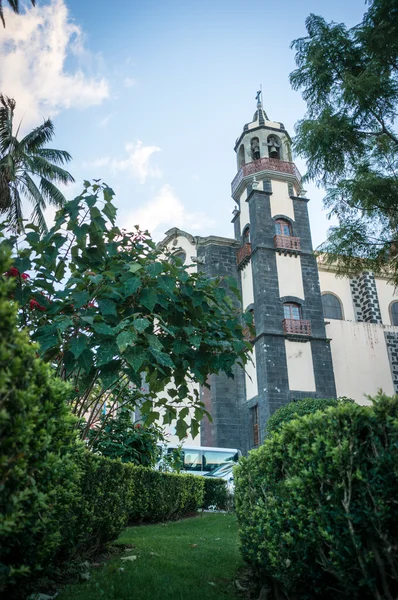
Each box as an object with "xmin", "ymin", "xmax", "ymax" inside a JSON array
[
  {"xmin": 0, "ymin": 95, "xmax": 74, "ymax": 233},
  {"xmin": 1, "ymin": 181, "xmax": 252, "ymax": 440},
  {"xmin": 290, "ymin": 0, "xmax": 398, "ymax": 283}
]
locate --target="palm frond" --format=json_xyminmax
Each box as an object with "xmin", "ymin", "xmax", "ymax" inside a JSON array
[
  {"xmin": 0, "ymin": 168, "xmax": 12, "ymax": 212},
  {"xmin": 6, "ymin": 185, "xmax": 24, "ymax": 232},
  {"xmin": 40, "ymin": 177, "xmax": 67, "ymax": 208},
  {"xmin": 21, "ymin": 172, "xmax": 47, "ymax": 211},
  {"xmin": 0, "ymin": 95, "xmax": 16, "ymax": 153},
  {"xmin": 30, "ymin": 202, "xmax": 48, "ymax": 234},
  {"xmin": 19, "ymin": 119, "xmax": 55, "ymax": 152},
  {"xmin": 34, "ymin": 147, "xmax": 73, "ymax": 166},
  {"xmin": 26, "ymin": 155, "xmax": 75, "ymax": 184},
  {"xmin": 1, "ymin": 1, "xmax": 36, "ymax": 28}
]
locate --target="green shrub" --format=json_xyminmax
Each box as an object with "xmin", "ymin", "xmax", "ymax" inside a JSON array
[
  {"xmin": 126, "ymin": 466, "xmax": 204, "ymax": 522},
  {"xmin": 202, "ymin": 478, "xmax": 229, "ymax": 510},
  {"xmin": 235, "ymin": 394, "xmax": 398, "ymax": 600},
  {"xmin": 265, "ymin": 396, "xmax": 354, "ymax": 435},
  {"xmin": 0, "ymin": 248, "xmax": 83, "ymax": 595}
]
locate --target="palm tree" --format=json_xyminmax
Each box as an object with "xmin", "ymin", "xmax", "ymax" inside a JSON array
[
  {"xmin": 0, "ymin": 95, "xmax": 74, "ymax": 233},
  {"xmin": 0, "ymin": 0, "xmax": 36, "ymax": 27}
]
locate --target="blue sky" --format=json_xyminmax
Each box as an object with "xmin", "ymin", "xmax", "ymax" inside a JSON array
[{"xmin": 0, "ymin": 0, "xmax": 368, "ymax": 246}]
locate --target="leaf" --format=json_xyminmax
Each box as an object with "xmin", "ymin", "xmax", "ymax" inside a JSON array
[
  {"xmin": 147, "ymin": 262, "xmax": 164, "ymax": 277},
  {"xmin": 96, "ymin": 342, "xmax": 118, "ymax": 366},
  {"xmin": 133, "ymin": 317, "xmax": 151, "ymax": 333},
  {"xmin": 69, "ymin": 336, "xmax": 88, "ymax": 359},
  {"xmin": 78, "ymin": 349, "xmax": 94, "ymax": 372},
  {"xmin": 139, "ymin": 288, "xmax": 158, "ymax": 312},
  {"xmin": 124, "ymin": 347, "xmax": 146, "ymax": 372},
  {"xmin": 124, "ymin": 277, "xmax": 141, "ymax": 296},
  {"xmin": 34, "ymin": 333, "xmax": 57, "ymax": 354},
  {"xmin": 98, "ymin": 298, "xmax": 117, "ymax": 316},
  {"xmin": 103, "ymin": 201, "xmax": 117, "ymax": 222},
  {"xmin": 116, "ymin": 330, "xmax": 137, "ymax": 353},
  {"xmin": 129, "ymin": 263, "xmax": 142, "ymax": 273},
  {"xmin": 73, "ymin": 291, "xmax": 90, "ymax": 309},
  {"xmin": 92, "ymin": 322, "xmax": 116, "ymax": 336},
  {"xmin": 149, "ymin": 348, "xmax": 175, "ymax": 368}
]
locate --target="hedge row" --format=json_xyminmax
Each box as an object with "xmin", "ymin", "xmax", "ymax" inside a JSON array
[
  {"xmin": 235, "ymin": 396, "xmax": 398, "ymax": 600},
  {"xmin": 0, "ymin": 248, "xmax": 223, "ymax": 598}
]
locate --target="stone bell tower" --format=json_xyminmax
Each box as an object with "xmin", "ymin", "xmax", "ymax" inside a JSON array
[{"xmin": 230, "ymin": 92, "xmax": 337, "ymax": 452}]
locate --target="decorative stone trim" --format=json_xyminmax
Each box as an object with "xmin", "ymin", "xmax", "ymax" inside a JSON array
[
  {"xmin": 350, "ymin": 272, "xmax": 382, "ymax": 323},
  {"xmin": 385, "ymin": 331, "xmax": 398, "ymax": 393}
]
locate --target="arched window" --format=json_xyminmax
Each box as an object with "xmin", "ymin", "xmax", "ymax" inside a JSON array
[
  {"xmin": 243, "ymin": 225, "xmax": 250, "ymax": 244},
  {"xmin": 171, "ymin": 250, "xmax": 186, "ymax": 264},
  {"xmin": 322, "ymin": 293, "xmax": 343, "ymax": 320},
  {"xmin": 275, "ymin": 219, "xmax": 292, "ymax": 237},
  {"xmin": 283, "ymin": 302, "xmax": 301, "ymax": 320},
  {"xmin": 250, "ymin": 137, "xmax": 260, "ymax": 161},
  {"xmin": 390, "ymin": 301, "xmax": 398, "ymax": 325},
  {"xmin": 238, "ymin": 144, "xmax": 245, "ymax": 167},
  {"xmin": 267, "ymin": 134, "xmax": 282, "ymax": 159}
]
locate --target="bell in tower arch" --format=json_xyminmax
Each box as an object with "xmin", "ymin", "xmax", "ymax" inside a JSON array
[
  {"xmin": 267, "ymin": 135, "xmax": 281, "ymax": 159},
  {"xmin": 250, "ymin": 137, "xmax": 260, "ymax": 161}
]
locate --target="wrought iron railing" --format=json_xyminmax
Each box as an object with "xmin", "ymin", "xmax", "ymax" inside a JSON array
[
  {"xmin": 274, "ymin": 235, "xmax": 301, "ymax": 253},
  {"xmin": 236, "ymin": 242, "xmax": 251, "ymax": 268},
  {"xmin": 282, "ymin": 318, "xmax": 312, "ymax": 336},
  {"xmin": 231, "ymin": 157, "xmax": 302, "ymax": 195}
]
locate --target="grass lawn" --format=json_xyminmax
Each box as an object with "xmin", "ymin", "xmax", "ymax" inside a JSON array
[{"xmin": 57, "ymin": 513, "xmax": 243, "ymax": 600}]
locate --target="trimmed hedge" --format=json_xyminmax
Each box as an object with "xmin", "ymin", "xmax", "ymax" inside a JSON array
[
  {"xmin": 202, "ymin": 477, "xmax": 230, "ymax": 510},
  {"xmin": 265, "ymin": 396, "xmax": 354, "ymax": 435},
  {"xmin": 0, "ymin": 248, "xmax": 83, "ymax": 595},
  {"xmin": 235, "ymin": 395, "xmax": 398, "ymax": 600}
]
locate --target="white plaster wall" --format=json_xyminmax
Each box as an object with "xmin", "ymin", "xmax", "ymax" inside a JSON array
[
  {"xmin": 241, "ymin": 262, "xmax": 254, "ymax": 310},
  {"xmin": 285, "ymin": 340, "xmax": 316, "ymax": 391},
  {"xmin": 375, "ymin": 277, "xmax": 398, "ymax": 325},
  {"xmin": 171, "ymin": 235, "xmax": 197, "ymax": 270},
  {"xmin": 269, "ymin": 180, "xmax": 295, "ymax": 220},
  {"xmin": 245, "ymin": 348, "xmax": 258, "ymax": 400},
  {"xmin": 318, "ymin": 269, "xmax": 356, "ymax": 321},
  {"xmin": 239, "ymin": 188, "xmax": 249, "ymax": 234},
  {"xmin": 327, "ymin": 320, "xmax": 395, "ymax": 404},
  {"xmin": 276, "ymin": 254, "xmax": 304, "ymax": 300}
]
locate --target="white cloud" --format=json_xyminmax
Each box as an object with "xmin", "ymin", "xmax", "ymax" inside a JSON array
[
  {"xmin": 124, "ymin": 77, "xmax": 136, "ymax": 88},
  {"xmin": 0, "ymin": 0, "xmax": 109, "ymax": 128},
  {"xmin": 85, "ymin": 140, "xmax": 161, "ymax": 183},
  {"xmin": 122, "ymin": 184, "xmax": 215, "ymax": 240}
]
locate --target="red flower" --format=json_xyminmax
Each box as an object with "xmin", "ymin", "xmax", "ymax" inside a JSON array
[
  {"xmin": 5, "ymin": 267, "xmax": 19, "ymax": 277},
  {"xmin": 21, "ymin": 273, "xmax": 30, "ymax": 280},
  {"xmin": 135, "ymin": 423, "xmax": 142, "ymax": 429},
  {"xmin": 29, "ymin": 298, "xmax": 46, "ymax": 311},
  {"xmin": 87, "ymin": 301, "xmax": 96, "ymax": 308}
]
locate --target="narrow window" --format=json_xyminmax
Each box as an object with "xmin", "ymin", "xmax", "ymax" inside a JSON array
[
  {"xmin": 283, "ymin": 302, "xmax": 301, "ymax": 320},
  {"xmin": 322, "ymin": 293, "xmax": 343, "ymax": 320},
  {"xmin": 267, "ymin": 135, "xmax": 281, "ymax": 159},
  {"xmin": 251, "ymin": 137, "xmax": 260, "ymax": 161},
  {"xmin": 391, "ymin": 301, "xmax": 398, "ymax": 325},
  {"xmin": 275, "ymin": 219, "xmax": 292, "ymax": 237},
  {"xmin": 251, "ymin": 405, "xmax": 259, "ymax": 446},
  {"xmin": 243, "ymin": 226, "xmax": 250, "ymax": 244},
  {"xmin": 238, "ymin": 144, "xmax": 245, "ymax": 167}
]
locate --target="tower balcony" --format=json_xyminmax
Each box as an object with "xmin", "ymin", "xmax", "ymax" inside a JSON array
[
  {"xmin": 274, "ymin": 234, "xmax": 301, "ymax": 255},
  {"xmin": 231, "ymin": 157, "xmax": 301, "ymax": 198},
  {"xmin": 283, "ymin": 318, "xmax": 312, "ymax": 337},
  {"xmin": 237, "ymin": 242, "xmax": 251, "ymax": 269}
]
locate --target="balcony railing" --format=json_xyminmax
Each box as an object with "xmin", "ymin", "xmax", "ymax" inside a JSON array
[
  {"xmin": 283, "ymin": 318, "xmax": 312, "ymax": 336},
  {"xmin": 231, "ymin": 157, "xmax": 302, "ymax": 196},
  {"xmin": 237, "ymin": 242, "xmax": 251, "ymax": 269},
  {"xmin": 274, "ymin": 234, "xmax": 301, "ymax": 254}
]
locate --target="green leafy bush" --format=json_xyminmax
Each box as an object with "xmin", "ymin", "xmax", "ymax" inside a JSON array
[
  {"xmin": 265, "ymin": 396, "xmax": 354, "ymax": 435},
  {"xmin": 126, "ymin": 465, "xmax": 204, "ymax": 522},
  {"xmin": 0, "ymin": 247, "xmax": 83, "ymax": 595},
  {"xmin": 202, "ymin": 478, "xmax": 230, "ymax": 510},
  {"xmin": 87, "ymin": 407, "xmax": 161, "ymax": 467},
  {"xmin": 235, "ymin": 395, "xmax": 398, "ymax": 600}
]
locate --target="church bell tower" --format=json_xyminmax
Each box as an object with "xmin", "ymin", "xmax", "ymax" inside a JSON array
[{"xmin": 230, "ymin": 92, "xmax": 337, "ymax": 451}]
